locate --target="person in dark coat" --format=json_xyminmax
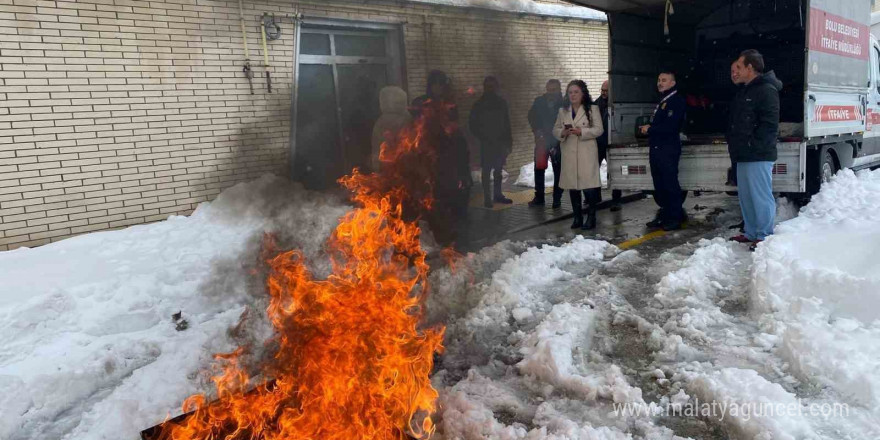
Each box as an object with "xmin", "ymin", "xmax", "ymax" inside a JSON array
[
  {"xmin": 469, "ymin": 76, "xmax": 513, "ymax": 208},
  {"xmin": 527, "ymin": 79, "xmax": 564, "ymax": 208},
  {"xmin": 595, "ymin": 80, "xmax": 623, "ymax": 211},
  {"xmin": 639, "ymin": 70, "xmax": 687, "ymax": 230},
  {"xmin": 727, "ymin": 49, "xmax": 781, "ymax": 248},
  {"xmin": 410, "ymin": 70, "xmax": 472, "ymax": 245}
]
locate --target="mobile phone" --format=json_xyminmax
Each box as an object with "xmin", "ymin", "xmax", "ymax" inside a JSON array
[{"xmin": 564, "ymin": 124, "xmax": 573, "ymax": 129}]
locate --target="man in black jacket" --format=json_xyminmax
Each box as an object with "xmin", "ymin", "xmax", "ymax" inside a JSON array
[
  {"xmin": 469, "ymin": 76, "xmax": 514, "ymax": 208},
  {"xmin": 727, "ymin": 50, "xmax": 781, "ymax": 247},
  {"xmin": 527, "ymin": 79, "xmax": 564, "ymax": 208},
  {"xmin": 639, "ymin": 70, "xmax": 687, "ymax": 230}
]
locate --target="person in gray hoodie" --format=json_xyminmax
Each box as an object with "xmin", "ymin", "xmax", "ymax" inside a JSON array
[{"xmin": 371, "ymin": 86, "xmax": 413, "ymax": 172}]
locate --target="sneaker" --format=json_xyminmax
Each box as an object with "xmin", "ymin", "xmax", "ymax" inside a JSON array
[
  {"xmin": 527, "ymin": 198, "xmax": 545, "ymax": 207},
  {"xmin": 729, "ymin": 234, "xmax": 751, "ymax": 243},
  {"xmin": 494, "ymin": 196, "xmax": 514, "ymax": 204}
]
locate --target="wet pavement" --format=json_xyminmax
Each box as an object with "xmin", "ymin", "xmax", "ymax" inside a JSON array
[{"xmin": 453, "ymin": 187, "xmax": 742, "ymax": 253}]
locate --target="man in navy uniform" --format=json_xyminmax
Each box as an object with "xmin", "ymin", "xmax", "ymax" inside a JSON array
[{"xmin": 639, "ymin": 70, "xmax": 687, "ymax": 230}]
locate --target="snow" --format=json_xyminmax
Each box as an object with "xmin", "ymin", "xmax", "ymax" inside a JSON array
[
  {"xmin": 514, "ymin": 160, "xmax": 607, "ymax": 188},
  {"xmin": 4, "ymin": 169, "xmax": 880, "ymax": 440},
  {"xmin": 0, "ymin": 175, "xmax": 348, "ymax": 440},
  {"xmin": 687, "ymin": 368, "xmax": 816, "ymax": 440},
  {"xmin": 751, "ymin": 169, "xmax": 880, "ymax": 414},
  {"xmin": 408, "ymin": 0, "xmax": 606, "ymax": 21}
]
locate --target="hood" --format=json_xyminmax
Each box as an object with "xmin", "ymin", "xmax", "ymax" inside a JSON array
[
  {"xmin": 379, "ymin": 86, "xmax": 409, "ymax": 115},
  {"xmin": 752, "ymin": 71, "xmax": 783, "ymax": 91}
]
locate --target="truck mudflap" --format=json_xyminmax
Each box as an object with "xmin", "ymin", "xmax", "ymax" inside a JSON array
[{"xmin": 607, "ymin": 142, "xmax": 806, "ymax": 193}]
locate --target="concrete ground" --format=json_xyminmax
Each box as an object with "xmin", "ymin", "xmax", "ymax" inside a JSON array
[{"xmin": 450, "ymin": 185, "xmax": 743, "ymax": 253}]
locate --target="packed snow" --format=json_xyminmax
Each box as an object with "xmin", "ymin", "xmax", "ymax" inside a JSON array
[
  {"xmin": 408, "ymin": 0, "xmax": 606, "ymax": 21},
  {"xmin": 514, "ymin": 160, "xmax": 607, "ymax": 188},
  {"xmin": 2, "ymin": 169, "xmax": 880, "ymax": 440},
  {"xmin": 752, "ymin": 169, "xmax": 880, "ymax": 415}
]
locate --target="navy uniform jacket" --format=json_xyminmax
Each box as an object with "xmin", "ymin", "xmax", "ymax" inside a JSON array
[{"xmin": 648, "ymin": 88, "xmax": 686, "ymax": 149}]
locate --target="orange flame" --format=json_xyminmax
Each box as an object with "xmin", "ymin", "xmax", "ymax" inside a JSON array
[{"xmin": 154, "ymin": 102, "xmax": 455, "ymax": 440}]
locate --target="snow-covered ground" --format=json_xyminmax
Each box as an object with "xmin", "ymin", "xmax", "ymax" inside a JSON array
[{"xmin": 2, "ymin": 170, "xmax": 879, "ymax": 439}]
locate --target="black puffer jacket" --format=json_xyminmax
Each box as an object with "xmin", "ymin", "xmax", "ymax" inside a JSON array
[{"xmin": 726, "ymin": 71, "xmax": 782, "ymax": 163}]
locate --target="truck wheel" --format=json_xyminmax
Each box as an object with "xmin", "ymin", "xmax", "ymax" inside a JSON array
[{"xmin": 820, "ymin": 149, "xmax": 838, "ymax": 184}]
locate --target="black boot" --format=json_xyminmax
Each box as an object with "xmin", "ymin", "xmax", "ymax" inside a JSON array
[
  {"xmin": 569, "ymin": 190, "xmax": 583, "ymax": 229},
  {"xmin": 582, "ymin": 211, "xmax": 596, "ymax": 230},
  {"xmin": 528, "ymin": 196, "xmax": 545, "ymax": 207},
  {"xmin": 531, "ymin": 168, "xmax": 545, "ymax": 207}
]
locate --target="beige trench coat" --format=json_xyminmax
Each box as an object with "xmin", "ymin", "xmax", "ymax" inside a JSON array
[{"xmin": 553, "ymin": 104, "xmax": 604, "ymax": 190}]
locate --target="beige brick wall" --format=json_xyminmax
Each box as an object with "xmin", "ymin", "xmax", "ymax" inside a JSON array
[{"xmin": 0, "ymin": 0, "xmax": 607, "ymax": 250}]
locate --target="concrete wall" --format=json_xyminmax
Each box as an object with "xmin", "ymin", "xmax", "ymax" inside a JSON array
[{"xmin": 0, "ymin": 0, "xmax": 608, "ymax": 250}]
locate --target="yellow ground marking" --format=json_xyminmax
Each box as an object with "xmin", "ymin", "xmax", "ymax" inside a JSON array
[{"xmin": 616, "ymin": 230, "xmax": 668, "ymax": 250}]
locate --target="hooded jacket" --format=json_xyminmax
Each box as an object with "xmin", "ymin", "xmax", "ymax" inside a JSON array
[
  {"xmin": 726, "ymin": 71, "xmax": 782, "ymax": 163},
  {"xmin": 371, "ymin": 86, "xmax": 412, "ymax": 172}
]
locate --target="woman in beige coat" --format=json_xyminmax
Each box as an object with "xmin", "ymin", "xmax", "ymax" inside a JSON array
[{"xmin": 553, "ymin": 79, "xmax": 604, "ymax": 230}]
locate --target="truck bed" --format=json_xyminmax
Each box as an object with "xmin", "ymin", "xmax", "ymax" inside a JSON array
[{"xmin": 607, "ymin": 142, "xmax": 806, "ymax": 193}]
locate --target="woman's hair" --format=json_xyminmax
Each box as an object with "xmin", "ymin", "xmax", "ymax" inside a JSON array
[{"xmin": 563, "ymin": 79, "xmax": 593, "ymax": 126}]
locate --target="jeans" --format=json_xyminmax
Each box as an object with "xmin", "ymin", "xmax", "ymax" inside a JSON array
[{"xmin": 736, "ymin": 161, "xmax": 775, "ymax": 241}]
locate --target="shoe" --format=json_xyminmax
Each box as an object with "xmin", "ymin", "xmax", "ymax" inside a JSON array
[
  {"xmin": 571, "ymin": 216, "xmax": 584, "ymax": 229},
  {"xmin": 729, "ymin": 234, "xmax": 751, "ymax": 243},
  {"xmin": 610, "ymin": 203, "xmax": 622, "ymax": 212},
  {"xmin": 749, "ymin": 239, "xmax": 763, "ymax": 252},
  {"xmin": 483, "ymin": 199, "xmax": 493, "ymax": 208},
  {"xmin": 552, "ymin": 198, "xmax": 562, "ymax": 209},
  {"xmin": 646, "ymin": 218, "xmax": 663, "ymax": 228},
  {"xmin": 661, "ymin": 221, "xmax": 682, "ymax": 231},
  {"xmin": 494, "ymin": 196, "xmax": 514, "ymax": 204},
  {"xmin": 582, "ymin": 213, "xmax": 597, "ymax": 230},
  {"xmin": 528, "ymin": 198, "xmax": 545, "ymax": 207}
]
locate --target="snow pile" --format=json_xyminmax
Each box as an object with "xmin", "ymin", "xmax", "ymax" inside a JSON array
[
  {"xmin": 514, "ymin": 160, "xmax": 608, "ymax": 188},
  {"xmin": 752, "ymin": 168, "xmax": 880, "ymax": 413},
  {"xmin": 514, "ymin": 161, "xmax": 555, "ymax": 188},
  {"xmin": 0, "ymin": 175, "xmax": 348, "ymax": 440},
  {"xmin": 653, "ymin": 238, "xmax": 750, "ymax": 343},
  {"xmin": 687, "ymin": 368, "xmax": 816, "ymax": 440},
  {"xmin": 430, "ymin": 238, "xmax": 670, "ymax": 439},
  {"xmin": 408, "ymin": 0, "xmax": 606, "ymax": 21}
]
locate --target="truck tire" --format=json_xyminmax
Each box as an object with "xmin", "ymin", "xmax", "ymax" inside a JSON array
[{"xmin": 820, "ymin": 149, "xmax": 838, "ymax": 184}]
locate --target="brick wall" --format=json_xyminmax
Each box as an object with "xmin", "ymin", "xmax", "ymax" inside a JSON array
[{"xmin": 0, "ymin": 0, "xmax": 608, "ymax": 250}]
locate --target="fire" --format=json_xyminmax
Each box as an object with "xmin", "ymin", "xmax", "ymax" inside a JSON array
[{"xmin": 152, "ymin": 103, "xmax": 453, "ymax": 440}]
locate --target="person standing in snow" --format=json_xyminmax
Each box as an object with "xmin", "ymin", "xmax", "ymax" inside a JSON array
[
  {"xmin": 469, "ymin": 76, "xmax": 514, "ymax": 208},
  {"xmin": 553, "ymin": 79, "xmax": 604, "ymax": 230},
  {"xmin": 410, "ymin": 70, "xmax": 472, "ymax": 245},
  {"xmin": 640, "ymin": 70, "xmax": 687, "ymax": 231},
  {"xmin": 726, "ymin": 49, "xmax": 781, "ymax": 249},
  {"xmin": 527, "ymin": 79, "xmax": 564, "ymax": 208},
  {"xmin": 371, "ymin": 86, "xmax": 412, "ymax": 172},
  {"xmin": 595, "ymin": 80, "xmax": 622, "ymax": 212}
]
